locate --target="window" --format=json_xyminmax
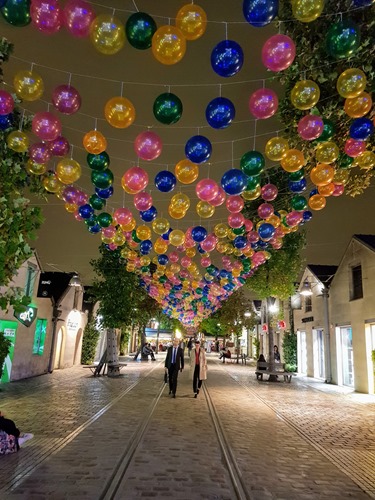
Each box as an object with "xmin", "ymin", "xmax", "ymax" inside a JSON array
[
  {"xmin": 32, "ymin": 319, "xmax": 47, "ymax": 356},
  {"xmin": 351, "ymin": 265, "xmax": 363, "ymax": 300},
  {"xmin": 304, "ymin": 295, "xmax": 312, "ymax": 313},
  {"xmin": 25, "ymin": 265, "xmax": 37, "ymax": 298}
]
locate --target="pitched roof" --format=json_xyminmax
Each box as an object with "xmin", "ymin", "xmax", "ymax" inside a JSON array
[
  {"xmin": 353, "ymin": 234, "xmax": 375, "ymax": 251},
  {"xmin": 307, "ymin": 265, "xmax": 338, "ymax": 287}
]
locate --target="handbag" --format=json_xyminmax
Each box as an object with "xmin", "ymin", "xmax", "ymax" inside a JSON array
[{"xmin": 164, "ymin": 372, "xmax": 168, "ymax": 384}]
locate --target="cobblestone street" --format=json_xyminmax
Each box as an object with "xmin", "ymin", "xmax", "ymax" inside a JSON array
[{"xmin": 0, "ymin": 354, "xmax": 374, "ymax": 499}]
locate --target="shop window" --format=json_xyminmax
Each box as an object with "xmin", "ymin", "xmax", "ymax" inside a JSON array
[
  {"xmin": 304, "ymin": 295, "xmax": 312, "ymax": 313},
  {"xmin": 32, "ymin": 319, "xmax": 47, "ymax": 356},
  {"xmin": 25, "ymin": 264, "xmax": 37, "ymax": 298},
  {"xmin": 351, "ymin": 265, "xmax": 363, "ymax": 300}
]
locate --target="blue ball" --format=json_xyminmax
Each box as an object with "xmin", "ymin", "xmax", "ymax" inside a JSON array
[
  {"xmin": 88, "ymin": 224, "xmax": 101, "ymax": 234},
  {"xmin": 234, "ymin": 235, "xmax": 247, "ymax": 249},
  {"xmin": 288, "ymin": 178, "xmax": 307, "ymax": 193},
  {"xmin": 303, "ymin": 210, "xmax": 313, "ymax": 222},
  {"xmin": 211, "ymin": 39, "xmax": 244, "ymax": 77},
  {"xmin": 309, "ymin": 188, "xmax": 318, "ymax": 198},
  {"xmin": 154, "ymin": 170, "xmax": 176, "ymax": 192},
  {"xmin": 258, "ymin": 223, "xmax": 275, "ymax": 241},
  {"xmin": 158, "ymin": 254, "xmax": 169, "ymax": 265},
  {"xmin": 353, "ymin": 0, "xmax": 374, "ymax": 6},
  {"xmin": 206, "ymin": 97, "xmax": 235, "ymax": 129},
  {"xmin": 243, "ymin": 0, "xmax": 279, "ymax": 27},
  {"xmin": 78, "ymin": 204, "xmax": 95, "ymax": 219},
  {"xmin": 185, "ymin": 135, "xmax": 212, "ymax": 164},
  {"xmin": 95, "ymin": 186, "xmax": 114, "ymax": 199},
  {"xmin": 162, "ymin": 228, "xmax": 173, "ymax": 240},
  {"xmin": 139, "ymin": 206, "xmax": 157, "ymax": 222},
  {"xmin": 349, "ymin": 117, "xmax": 374, "ymax": 140},
  {"xmin": 197, "ymin": 244, "xmax": 205, "ymax": 253},
  {"xmin": 221, "ymin": 169, "xmax": 248, "ymax": 195},
  {"xmin": 192, "ymin": 226, "xmax": 207, "ymax": 243},
  {"xmin": 140, "ymin": 239, "xmax": 153, "ymax": 255},
  {"xmin": 0, "ymin": 113, "xmax": 13, "ymax": 130},
  {"xmin": 257, "ymin": 240, "xmax": 269, "ymax": 249}
]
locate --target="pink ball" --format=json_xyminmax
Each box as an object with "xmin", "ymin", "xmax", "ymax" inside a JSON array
[
  {"xmin": 261, "ymin": 183, "xmax": 278, "ymax": 201},
  {"xmin": 29, "ymin": 142, "xmax": 52, "ymax": 164},
  {"xmin": 121, "ymin": 166, "xmax": 149, "ymax": 194},
  {"xmin": 201, "ymin": 234, "xmax": 218, "ymax": 252},
  {"xmin": 181, "ymin": 256, "xmax": 192, "ymax": 268},
  {"xmin": 297, "ymin": 114, "xmax": 324, "ymax": 141},
  {"xmin": 257, "ymin": 202, "xmax": 274, "ymax": 219},
  {"xmin": 75, "ymin": 190, "xmax": 88, "ymax": 206},
  {"xmin": 102, "ymin": 226, "xmax": 116, "ymax": 238},
  {"xmin": 31, "ymin": 0, "xmax": 62, "ymax": 34},
  {"xmin": 133, "ymin": 191, "xmax": 153, "ymax": 211},
  {"xmin": 63, "ymin": 0, "xmax": 95, "ymax": 37},
  {"xmin": 52, "ymin": 84, "xmax": 81, "ymax": 114},
  {"xmin": 196, "ymin": 178, "xmax": 219, "ymax": 202},
  {"xmin": 228, "ymin": 213, "xmax": 245, "ymax": 229},
  {"xmin": 134, "ymin": 131, "xmax": 162, "ymax": 161},
  {"xmin": 169, "ymin": 251, "xmax": 179, "ymax": 263},
  {"xmin": 113, "ymin": 207, "xmax": 132, "ymax": 226},
  {"xmin": 0, "ymin": 90, "xmax": 14, "ymax": 115},
  {"xmin": 108, "ymin": 243, "xmax": 118, "ymax": 251},
  {"xmin": 249, "ymin": 88, "xmax": 278, "ymax": 119},
  {"xmin": 262, "ymin": 34, "xmax": 296, "ymax": 72},
  {"xmin": 32, "ymin": 112, "xmax": 62, "ymax": 141},
  {"xmin": 48, "ymin": 135, "xmax": 70, "ymax": 156},
  {"xmin": 201, "ymin": 256, "xmax": 211, "ymax": 267},
  {"xmin": 226, "ymin": 195, "xmax": 244, "ymax": 213},
  {"xmin": 344, "ymin": 138, "xmax": 366, "ymax": 157},
  {"xmin": 251, "ymin": 251, "xmax": 266, "ymax": 266},
  {"xmin": 209, "ymin": 187, "xmax": 226, "ymax": 207},
  {"xmin": 271, "ymin": 239, "xmax": 283, "ymax": 250},
  {"xmin": 332, "ymin": 184, "xmax": 345, "ymax": 197},
  {"xmin": 74, "ymin": 210, "xmax": 83, "ymax": 221},
  {"xmin": 62, "ymin": 185, "xmax": 79, "ymax": 203},
  {"xmin": 285, "ymin": 210, "xmax": 303, "ymax": 227},
  {"xmin": 243, "ymin": 219, "xmax": 253, "ymax": 232},
  {"xmin": 247, "ymin": 231, "xmax": 259, "ymax": 243}
]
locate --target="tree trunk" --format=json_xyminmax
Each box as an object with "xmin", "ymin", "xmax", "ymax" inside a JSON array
[
  {"xmin": 106, "ymin": 328, "xmax": 120, "ymax": 377},
  {"xmin": 156, "ymin": 324, "xmax": 160, "ymax": 353},
  {"xmin": 266, "ymin": 297, "xmax": 277, "ymax": 382}
]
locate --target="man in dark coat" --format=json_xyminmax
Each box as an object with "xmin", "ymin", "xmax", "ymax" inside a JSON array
[{"xmin": 165, "ymin": 338, "xmax": 184, "ymax": 398}]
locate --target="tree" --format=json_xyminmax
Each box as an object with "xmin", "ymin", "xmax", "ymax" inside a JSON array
[
  {"xmin": 81, "ymin": 320, "xmax": 100, "ymax": 365},
  {"xmin": 0, "ymin": 331, "xmax": 11, "ymax": 380},
  {"xmin": 282, "ymin": 331, "xmax": 297, "ymax": 373}
]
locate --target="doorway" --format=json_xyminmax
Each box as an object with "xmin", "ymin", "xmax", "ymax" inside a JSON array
[
  {"xmin": 297, "ymin": 330, "xmax": 307, "ymax": 375},
  {"xmin": 313, "ymin": 329, "xmax": 325, "ymax": 379},
  {"xmin": 337, "ymin": 326, "xmax": 354, "ymax": 387}
]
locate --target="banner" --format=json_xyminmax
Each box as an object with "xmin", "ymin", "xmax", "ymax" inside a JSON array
[{"xmin": 0, "ymin": 320, "xmax": 18, "ymax": 383}]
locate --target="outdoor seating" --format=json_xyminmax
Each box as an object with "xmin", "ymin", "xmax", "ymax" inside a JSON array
[{"xmin": 255, "ymin": 361, "xmax": 293, "ymax": 383}]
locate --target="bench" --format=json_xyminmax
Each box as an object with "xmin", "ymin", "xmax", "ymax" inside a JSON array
[
  {"xmin": 255, "ymin": 362, "xmax": 293, "ymax": 383},
  {"xmin": 82, "ymin": 362, "xmax": 127, "ymax": 376},
  {"xmin": 221, "ymin": 352, "xmax": 248, "ymax": 365}
]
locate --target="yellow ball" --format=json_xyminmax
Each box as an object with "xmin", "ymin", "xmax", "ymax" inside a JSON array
[
  {"xmin": 292, "ymin": 0, "xmax": 324, "ymax": 22},
  {"xmin": 357, "ymin": 151, "xmax": 375, "ymax": 170},
  {"xmin": 140, "ymin": 256, "xmax": 151, "ymax": 267},
  {"xmin": 318, "ymin": 183, "xmax": 335, "ymax": 197},
  {"xmin": 56, "ymin": 158, "xmax": 81, "ymax": 184},
  {"xmin": 169, "ymin": 229, "xmax": 185, "ymax": 247},
  {"xmin": 121, "ymin": 218, "xmax": 136, "ymax": 231},
  {"xmin": 214, "ymin": 223, "xmax": 229, "ymax": 239},
  {"xmin": 152, "ymin": 25, "xmax": 186, "ymax": 65},
  {"xmin": 136, "ymin": 225, "xmax": 152, "ymax": 241},
  {"xmin": 7, "ymin": 130, "xmax": 29, "ymax": 152},
  {"xmin": 65, "ymin": 202, "xmax": 77, "ymax": 213},
  {"xmin": 337, "ymin": 68, "xmax": 367, "ymax": 98},
  {"xmin": 175, "ymin": 4, "xmax": 207, "ymax": 41},
  {"xmin": 42, "ymin": 173, "xmax": 62, "ymax": 193},
  {"xmin": 13, "ymin": 70, "xmax": 44, "ymax": 101},
  {"xmin": 175, "ymin": 159, "xmax": 199, "ymax": 184},
  {"xmin": 344, "ymin": 92, "xmax": 372, "ymax": 118},
  {"xmin": 90, "ymin": 14, "xmax": 125, "ymax": 55},
  {"xmin": 280, "ymin": 149, "xmax": 305, "ymax": 172},
  {"xmin": 154, "ymin": 237, "xmax": 168, "ymax": 254},
  {"xmin": 170, "ymin": 192, "xmax": 190, "ymax": 212},
  {"xmin": 152, "ymin": 217, "xmax": 170, "ymax": 235},
  {"xmin": 291, "ymin": 80, "xmax": 320, "ymax": 110},
  {"xmin": 186, "ymin": 247, "xmax": 196, "ymax": 258},
  {"xmin": 83, "ymin": 130, "xmax": 107, "ymax": 154},
  {"xmin": 168, "ymin": 205, "xmax": 187, "ymax": 220},
  {"xmin": 242, "ymin": 186, "xmax": 261, "ymax": 200},
  {"xmin": 265, "ymin": 137, "xmax": 289, "ymax": 161},
  {"xmin": 113, "ymin": 232, "xmax": 126, "ymax": 246},
  {"xmin": 26, "ymin": 159, "xmax": 46, "ymax": 176},
  {"xmin": 216, "ymin": 241, "xmax": 227, "ymax": 253},
  {"xmin": 196, "ymin": 200, "xmax": 215, "ymax": 218},
  {"xmin": 315, "ymin": 141, "xmax": 339, "ymax": 164},
  {"xmin": 104, "ymin": 96, "xmax": 135, "ymax": 128}
]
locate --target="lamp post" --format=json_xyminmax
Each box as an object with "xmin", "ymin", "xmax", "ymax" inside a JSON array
[{"xmin": 48, "ymin": 274, "xmax": 82, "ymax": 373}]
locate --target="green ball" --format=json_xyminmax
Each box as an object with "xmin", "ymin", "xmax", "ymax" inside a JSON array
[
  {"xmin": 288, "ymin": 168, "xmax": 305, "ymax": 181},
  {"xmin": 326, "ymin": 20, "xmax": 360, "ymax": 60},
  {"xmin": 196, "ymin": 287, "xmax": 203, "ymax": 295},
  {"xmin": 291, "ymin": 195, "xmax": 307, "ymax": 211},
  {"xmin": 232, "ymin": 225, "xmax": 246, "ymax": 235},
  {"xmin": 1, "ymin": 0, "xmax": 31, "ymax": 26},
  {"xmin": 97, "ymin": 212, "xmax": 113, "ymax": 228},
  {"xmin": 126, "ymin": 12, "xmax": 157, "ymax": 50},
  {"xmin": 141, "ymin": 266, "xmax": 150, "ymax": 273},
  {"xmin": 85, "ymin": 215, "xmax": 98, "ymax": 228},
  {"xmin": 153, "ymin": 93, "xmax": 183, "ymax": 125},
  {"xmin": 91, "ymin": 169, "xmax": 113, "ymax": 189},
  {"xmin": 89, "ymin": 194, "xmax": 106, "ymax": 210},
  {"xmin": 246, "ymin": 175, "xmax": 261, "ymax": 191},
  {"xmin": 132, "ymin": 229, "xmax": 141, "ymax": 243},
  {"xmin": 159, "ymin": 275, "xmax": 167, "ymax": 283},
  {"xmin": 315, "ymin": 119, "xmax": 336, "ymax": 142},
  {"xmin": 240, "ymin": 151, "xmax": 265, "ymax": 176},
  {"xmin": 87, "ymin": 151, "xmax": 110, "ymax": 171},
  {"xmin": 338, "ymin": 153, "xmax": 354, "ymax": 169}
]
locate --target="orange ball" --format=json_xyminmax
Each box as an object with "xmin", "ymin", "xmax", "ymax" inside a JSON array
[
  {"xmin": 310, "ymin": 164, "xmax": 335, "ymax": 186},
  {"xmin": 318, "ymin": 183, "xmax": 335, "ymax": 197},
  {"xmin": 280, "ymin": 149, "xmax": 305, "ymax": 172},
  {"xmin": 308, "ymin": 194, "xmax": 326, "ymax": 210},
  {"xmin": 83, "ymin": 130, "xmax": 107, "ymax": 154},
  {"xmin": 104, "ymin": 96, "xmax": 135, "ymax": 128}
]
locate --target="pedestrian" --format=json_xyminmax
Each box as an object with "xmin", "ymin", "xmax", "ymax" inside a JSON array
[
  {"xmin": 215, "ymin": 340, "xmax": 220, "ymax": 353},
  {"xmin": 190, "ymin": 340, "xmax": 207, "ymax": 398},
  {"xmin": 0, "ymin": 411, "xmax": 33, "ymax": 455},
  {"xmin": 165, "ymin": 338, "xmax": 184, "ymax": 398},
  {"xmin": 274, "ymin": 345, "xmax": 281, "ymax": 363},
  {"xmin": 187, "ymin": 337, "xmax": 193, "ymax": 357}
]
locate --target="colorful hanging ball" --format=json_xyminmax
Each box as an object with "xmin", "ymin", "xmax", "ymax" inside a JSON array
[
  {"xmin": 175, "ymin": 159, "xmax": 199, "ymax": 184},
  {"xmin": 249, "ymin": 88, "xmax": 278, "ymax": 119},
  {"xmin": 95, "ymin": 186, "xmax": 113, "ymax": 199},
  {"xmin": 175, "ymin": 3, "xmax": 207, "ymax": 41},
  {"xmin": 91, "ymin": 169, "xmax": 114, "ymax": 189},
  {"xmin": 1, "ymin": 0, "xmax": 31, "ymax": 26},
  {"xmin": 221, "ymin": 169, "xmax": 248, "ymax": 195},
  {"xmin": 344, "ymin": 92, "xmax": 372, "ymax": 119},
  {"xmin": 211, "ymin": 39, "xmax": 244, "ymax": 78},
  {"xmin": 196, "ymin": 178, "xmax": 219, "ymax": 202},
  {"xmin": 29, "ymin": 141, "xmax": 52, "ymax": 164},
  {"xmin": 49, "ymin": 135, "xmax": 70, "ymax": 157},
  {"xmin": 78, "ymin": 204, "xmax": 94, "ymax": 219},
  {"xmin": 240, "ymin": 150, "xmax": 265, "ymax": 176},
  {"xmin": 152, "ymin": 25, "xmax": 186, "ymax": 65},
  {"xmin": 83, "ymin": 130, "xmax": 107, "ymax": 154},
  {"xmin": 291, "ymin": 80, "xmax": 320, "ymax": 110},
  {"xmin": 126, "ymin": 12, "xmax": 156, "ymax": 50},
  {"xmin": 297, "ymin": 114, "xmax": 324, "ymax": 141},
  {"xmin": 315, "ymin": 119, "xmax": 336, "ymax": 142},
  {"xmin": 104, "ymin": 96, "xmax": 135, "ymax": 128},
  {"xmin": 32, "ymin": 111, "xmax": 62, "ymax": 142},
  {"xmin": 140, "ymin": 206, "xmax": 158, "ymax": 222},
  {"xmin": 56, "ymin": 158, "xmax": 81, "ymax": 184},
  {"xmin": 261, "ymin": 183, "xmax": 278, "ymax": 201},
  {"xmin": 153, "ymin": 92, "xmax": 183, "ymax": 125},
  {"xmin": 262, "ymin": 34, "xmax": 296, "ymax": 72},
  {"xmin": 6, "ymin": 130, "xmax": 28, "ymax": 152},
  {"xmin": 97, "ymin": 212, "xmax": 113, "ymax": 228},
  {"xmin": 121, "ymin": 166, "xmax": 149, "ymax": 194},
  {"xmin": 87, "ymin": 151, "xmax": 110, "ymax": 171},
  {"xmin": 192, "ymin": 226, "xmax": 208, "ymax": 243},
  {"xmin": 206, "ymin": 97, "xmax": 235, "ymax": 129},
  {"xmin": 31, "ymin": 0, "xmax": 62, "ymax": 34},
  {"xmin": 63, "ymin": 0, "xmax": 96, "ymax": 38},
  {"xmin": 242, "ymin": 0, "xmax": 278, "ymax": 27},
  {"xmin": 292, "ymin": 0, "xmax": 324, "ymax": 22},
  {"xmin": 13, "ymin": 70, "xmax": 44, "ymax": 101},
  {"xmin": 134, "ymin": 130, "xmax": 162, "ymax": 161},
  {"xmin": 0, "ymin": 90, "xmax": 14, "ymax": 115},
  {"xmin": 349, "ymin": 117, "xmax": 374, "ymax": 141},
  {"xmin": 134, "ymin": 191, "xmax": 153, "ymax": 211},
  {"xmin": 337, "ymin": 68, "xmax": 367, "ymax": 98},
  {"xmin": 89, "ymin": 193, "xmax": 106, "ymax": 210},
  {"xmin": 155, "ymin": 170, "xmax": 177, "ymax": 193},
  {"xmin": 185, "ymin": 135, "xmax": 212, "ymax": 163},
  {"xmin": 90, "ymin": 14, "xmax": 125, "ymax": 55},
  {"xmin": 326, "ymin": 19, "xmax": 360, "ymax": 60},
  {"xmin": 52, "ymin": 84, "xmax": 81, "ymax": 114}
]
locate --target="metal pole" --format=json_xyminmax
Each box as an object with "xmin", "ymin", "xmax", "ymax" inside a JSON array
[
  {"xmin": 322, "ymin": 287, "xmax": 332, "ymax": 383},
  {"xmin": 47, "ymin": 301, "xmax": 60, "ymax": 373}
]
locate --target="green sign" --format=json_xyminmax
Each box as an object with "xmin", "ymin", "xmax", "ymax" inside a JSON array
[
  {"xmin": 14, "ymin": 305, "xmax": 38, "ymax": 327},
  {"xmin": 0, "ymin": 320, "xmax": 18, "ymax": 383},
  {"xmin": 32, "ymin": 319, "xmax": 47, "ymax": 356}
]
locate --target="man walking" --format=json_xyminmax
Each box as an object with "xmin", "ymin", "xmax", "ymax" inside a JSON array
[{"xmin": 165, "ymin": 338, "xmax": 184, "ymax": 398}]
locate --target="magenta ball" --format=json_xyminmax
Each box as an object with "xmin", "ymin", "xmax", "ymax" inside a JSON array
[
  {"xmin": 262, "ymin": 34, "xmax": 296, "ymax": 72},
  {"xmin": 62, "ymin": 185, "xmax": 78, "ymax": 203},
  {"xmin": 244, "ymin": 219, "xmax": 253, "ymax": 232},
  {"xmin": 249, "ymin": 88, "xmax": 279, "ymax": 119},
  {"xmin": 285, "ymin": 211, "xmax": 303, "ymax": 227},
  {"xmin": 122, "ymin": 167, "xmax": 149, "ymax": 194},
  {"xmin": 247, "ymin": 231, "xmax": 259, "ymax": 243},
  {"xmin": 32, "ymin": 112, "xmax": 62, "ymax": 141},
  {"xmin": 228, "ymin": 213, "xmax": 245, "ymax": 228},
  {"xmin": 201, "ymin": 234, "xmax": 218, "ymax": 252},
  {"xmin": 297, "ymin": 114, "xmax": 324, "ymax": 141},
  {"xmin": 261, "ymin": 183, "xmax": 278, "ymax": 201},
  {"xmin": 344, "ymin": 138, "xmax": 366, "ymax": 157},
  {"xmin": 225, "ymin": 195, "xmax": 244, "ymax": 213},
  {"xmin": 257, "ymin": 202, "xmax": 274, "ymax": 219},
  {"xmin": 31, "ymin": 0, "xmax": 62, "ymax": 34},
  {"xmin": 63, "ymin": 0, "xmax": 95, "ymax": 37},
  {"xmin": 52, "ymin": 84, "xmax": 81, "ymax": 114},
  {"xmin": 48, "ymin": 135, "xmax": 70, "ymax": 156},
  {"xmin": 29, "ymin": 142, "xmax": 52, "ymax": 164},
  {"xmin": 332, "ymin": 184, "xmax": 344, "ymax": 197},
  {"xmin": 0, "ymin": 90, "xmax": 14, "ymax": 115},
  {"xmin": 209, "ymin": 187, "xmax": 226, "ymax": 207},
  {"xmin": 113, "ymin": 207, "xmax": 133, "ymax": 226},
  {"xmin": 196, "ymin": 178, "xmax": 219, "ymax": 202},
  {"xmin": 75, "ymin": 190, "xmax": 88, "ymax": 206},
  {"xmin": 133, "ymin": 191, "xmax": 153, "ymax": 211},
  {"xmin": 134, "ymin": 131, "xmax": 162, "ymax": 161}
]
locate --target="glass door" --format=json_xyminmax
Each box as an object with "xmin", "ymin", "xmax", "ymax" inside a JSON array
[
  {"xmin": 313, "ymin": 329, "xmax": 325, "ymax": 379},
  {"xmin": 297, "ymin": 330, "xmax": 307, "ymax": 374},
  {"xmin": 340, "ymin": 326, "xmax": 354, "ymax": 387}
]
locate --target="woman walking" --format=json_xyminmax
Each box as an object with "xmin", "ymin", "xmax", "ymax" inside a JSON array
[{"xmin": 190, "ymin": 340, "xmax": 207, "ymax": 398}]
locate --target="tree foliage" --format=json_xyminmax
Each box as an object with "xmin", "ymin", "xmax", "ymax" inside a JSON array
[
  {"xmin": 282, "ymin": 331, "xmax": 298, "ymax": 372},
  {"xmin": 0, "ymin": 331, "xmax": 11, "ymax": 379},
  {"xmin": 81, "ymin": 320, "xmax": 100, "ymax": 365}
]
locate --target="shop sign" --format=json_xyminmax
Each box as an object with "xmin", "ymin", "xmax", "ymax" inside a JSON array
[{"xmin": 14, "ymin": 306, "xmax": 38, "ymax": 327}]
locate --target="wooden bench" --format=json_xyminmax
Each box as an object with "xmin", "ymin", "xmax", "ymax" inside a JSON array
[
  {"xmin": 255, "ymin": 362, "xmax": 293, "ymax": 383},
  {"xmin": 82, "ymin": 361, "xmax": 127, "ymax": 377}
]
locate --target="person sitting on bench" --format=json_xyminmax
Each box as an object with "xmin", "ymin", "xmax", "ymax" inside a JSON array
[
  {"xmin": 142, "ymin": 343, "xmax": 156, "ymax": 361},
  {"xmin": 219, "ymin": 348, "xmax": 231, "ymax": 362},
  {"xmin": 257, "ymin": 353, "xmax": 266, "ymax": 368}
]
